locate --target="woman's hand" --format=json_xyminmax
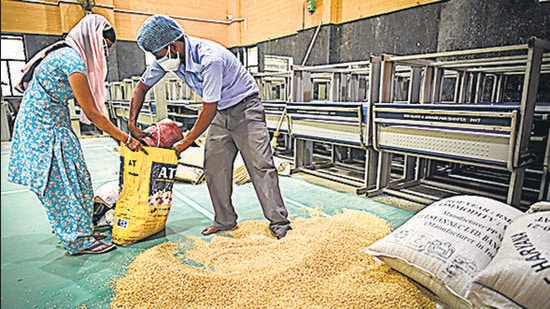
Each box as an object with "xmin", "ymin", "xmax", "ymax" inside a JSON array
[{"xmin": 126, "ymin": 136, "xmax": 148, "ymax": 154}]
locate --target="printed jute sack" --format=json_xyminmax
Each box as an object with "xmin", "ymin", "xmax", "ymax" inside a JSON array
[
  {"xmin": 466, "ymin": 211, "xmax": 549, "ymax": 309},
  {"xmin": 364, "ymin": 195, "xmax": 524, "ymax": 309},
  {"xmin": 112, "ymin": 144, "xmax": 178, "ymax": 246}
]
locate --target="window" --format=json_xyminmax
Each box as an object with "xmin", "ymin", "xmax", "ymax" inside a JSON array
[
  {"xmin": 1, "ymin": 35, "xmax": 26, "ymax": 97},
  {"xmin": 246, "ymin": 46, "xmax": 258, "ymax": 73}
]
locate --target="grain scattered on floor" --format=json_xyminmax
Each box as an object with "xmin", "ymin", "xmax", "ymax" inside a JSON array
[{"xmin": 111, "ymin": 209, "xmax": 435, "ymax": 308}]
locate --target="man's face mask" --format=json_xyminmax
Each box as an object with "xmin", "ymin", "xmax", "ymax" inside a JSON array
[{"xmin": 157, "ymin": 47, "xmax": 180, "ymax": 72}]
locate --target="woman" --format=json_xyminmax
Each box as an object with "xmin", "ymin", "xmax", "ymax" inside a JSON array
[{"xmin": 7, "ymin": 14, "xmax": 144, "ymax": 255}]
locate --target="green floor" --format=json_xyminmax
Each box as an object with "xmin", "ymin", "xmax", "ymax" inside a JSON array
[{"xmin": 1, "ymin": 137, "xmax": 415, "ymax": 308}]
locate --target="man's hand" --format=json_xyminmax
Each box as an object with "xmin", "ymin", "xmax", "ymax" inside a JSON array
[
  {"xmin": 173, "ymin": 136, "xmax": 193, "ymax": 156},
  {"xmin": 128, "ymin": 122, "xmax": 152, "ymax": 142}
]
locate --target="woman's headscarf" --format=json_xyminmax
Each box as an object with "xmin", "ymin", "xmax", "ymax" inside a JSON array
[{"xmin": 64, "ymin": 14, "xmax": 112, "ymax": 124}]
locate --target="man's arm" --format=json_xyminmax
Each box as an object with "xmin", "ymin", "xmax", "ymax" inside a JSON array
[
  {"xmin": 173, "ymin": 101, "xmax": 217, "ymax": 154},
  {"xmin": 128, "ymin": 81, "xmax": 152, "ymax": 140}
]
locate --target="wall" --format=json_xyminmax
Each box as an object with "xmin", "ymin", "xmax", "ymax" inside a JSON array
[
  {"xmin": 438, "ymin": 1, "xmax": 550, "ymax": 50},
  {"xmin": 257, "ymin": 0, "xmax": 550, "ymax": 67},
  {"xmin": 1, "ymin": 0, "xmax": 446, "ymax": 47},
  {"xmin": 2, "ymin": 0, "xmax": 549, "ymax": 80},
  {"xmin": 233, "ymin": 0, "xmax": 442, "ymax": 46},
  {"xmin": 112, "ymin": 0, "xmax": 229, "ymax": 44}
]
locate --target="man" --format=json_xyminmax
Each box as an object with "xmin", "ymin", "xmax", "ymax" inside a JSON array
[{"xmin": 129, "ymin": 15, "xmax": 291, "ymax": 239}]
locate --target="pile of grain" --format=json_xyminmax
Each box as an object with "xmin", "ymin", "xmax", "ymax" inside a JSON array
[{"xmin": 111, "ymin": 209, "xmax": 435, "ymax": 308}]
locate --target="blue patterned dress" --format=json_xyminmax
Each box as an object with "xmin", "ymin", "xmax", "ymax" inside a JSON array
[{"xmin": 7, "ymin": 47, "xmax": 96, "ymax": 254}]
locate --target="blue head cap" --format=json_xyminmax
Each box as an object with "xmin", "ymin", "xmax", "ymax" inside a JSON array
[{"xmin": 137, "ymin": 15, "xmax": 184, "ymax": 53}]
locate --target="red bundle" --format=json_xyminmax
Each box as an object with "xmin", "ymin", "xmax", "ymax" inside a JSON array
[{"xmin": 142, "ymin": 119, "xmax": 183, "ymax": 148}]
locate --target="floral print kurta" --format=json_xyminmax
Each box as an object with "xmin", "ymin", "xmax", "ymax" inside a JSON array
[{"xmin": 7, "ymin": 47, "xmax": 96, "ymax": 254}]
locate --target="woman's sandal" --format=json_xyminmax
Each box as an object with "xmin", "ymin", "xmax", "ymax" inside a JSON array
[
  {"xmin": 54, "ymin": 231, "xmax": 107, "ymax": 240},
  {"xmin": 57, "ymin": 232, "xmax": 108, "ymax": 249},
  {"xmin": 73, "ymin": 241, "xmax": 116, "ymax": 255}
]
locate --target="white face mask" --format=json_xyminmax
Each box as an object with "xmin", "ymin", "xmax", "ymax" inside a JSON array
[{"xmin": 157, "ymin": 50, "xmax": 180, "ymax": 72}]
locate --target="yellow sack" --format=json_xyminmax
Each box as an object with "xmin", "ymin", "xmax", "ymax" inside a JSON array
[{"xmin": 112, "ymin": 144, "xmax": 178, "ymax": 246}]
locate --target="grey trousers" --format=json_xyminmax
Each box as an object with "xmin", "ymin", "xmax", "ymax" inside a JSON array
[{"xmin": 204, "ymin": 94, "xmax": 290, "ymax": 231}]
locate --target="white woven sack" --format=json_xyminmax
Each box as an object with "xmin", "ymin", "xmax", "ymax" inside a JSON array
[
  {"xmin": 178, "ymin": 146, "xmax": 204, "ymax": 168},
  {"xmin": 175, "ymin": 164, "xmax": 205, "ymax": 184},
  {"xmin": 526, "ymin": 200, "xmax": 550, "ymax": 214},
  {"xmin": 94, "ymin": 180, "xmax": 120, "ymax": 208},
  {"xmin": 466, "ymin": 211, "xmax": 549, "ymax": 309},
  {"xmin": 364, "ymin": 195, "xmax": 523, "ymax": 309}
]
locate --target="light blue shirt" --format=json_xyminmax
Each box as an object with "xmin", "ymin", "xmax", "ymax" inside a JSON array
[{"xmin": 140, "ymin": 35, "xmax": 259, "ymax": 110}]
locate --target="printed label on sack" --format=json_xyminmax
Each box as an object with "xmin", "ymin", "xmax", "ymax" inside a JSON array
[
  {"xmin": 366, "ymin": 195, "xmax": 523, "ymax": 301},
  {"xmin": 116, "ymin": 218, "xmax": 128, "ymax": 229},
  {"xmin": 148, "ymin": 162, "xmax": 177, "ymax": 206}
]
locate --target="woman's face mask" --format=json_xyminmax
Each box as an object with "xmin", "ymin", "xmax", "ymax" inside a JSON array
[
  {"xmin": 157, "ymin": 48, "xmax": 180, "ymax": 72},
  {"xmin": 103, "ymin": 39, "xmax": 110, "ymax": 58}
]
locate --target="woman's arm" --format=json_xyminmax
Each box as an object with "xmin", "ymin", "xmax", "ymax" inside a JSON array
[{"xmin": 69, "ymin": 72, "xmax": 146, "ymax": 153}]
